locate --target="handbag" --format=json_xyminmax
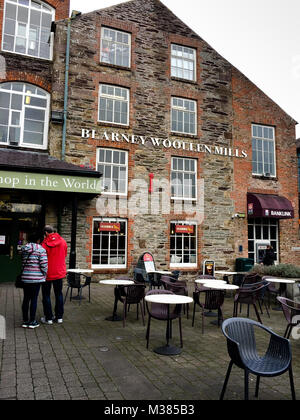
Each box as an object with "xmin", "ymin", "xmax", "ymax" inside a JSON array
[{"xmin": 15, "ymin": 251, "xmax": 33, "ymax": 289}]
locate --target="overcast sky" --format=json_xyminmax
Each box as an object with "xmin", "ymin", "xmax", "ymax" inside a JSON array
[{"xmin": 70, "ymin": 0, "xmax": 300, "ymax": 139}]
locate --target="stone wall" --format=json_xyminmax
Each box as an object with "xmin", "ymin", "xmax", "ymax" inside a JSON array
[{"xmin": 50, "ymin": 0, "xmax": 299, "ymax": 276}]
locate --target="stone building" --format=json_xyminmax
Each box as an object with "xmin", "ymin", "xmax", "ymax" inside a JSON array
[
  {"xmin": 0, "ymin": 0, "xmax": 101, "ymax": 282},
  {"xmin": 0, "ymin": 0, "xmax": 299, "ymax": 282}
]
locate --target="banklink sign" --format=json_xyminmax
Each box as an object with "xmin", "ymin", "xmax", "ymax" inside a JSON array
[{"xmin": 0, "ymin": 171, "xmax": 102, "ymax": 194}]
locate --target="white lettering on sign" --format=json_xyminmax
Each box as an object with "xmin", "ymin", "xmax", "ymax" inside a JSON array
[
  {"xmin": 81, "ymin": 129, "xmax": 248, "ymax": 159},
  {"xmin": 270, "ymin": 210, "xmax": 292, "ymax": 217}
]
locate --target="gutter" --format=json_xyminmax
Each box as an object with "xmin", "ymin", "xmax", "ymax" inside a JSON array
[{"xmin": 61, "ymin": 11, "xmax": 82, "ymax": 161}]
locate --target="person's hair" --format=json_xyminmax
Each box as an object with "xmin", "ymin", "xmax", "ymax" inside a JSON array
[
  {"xmin": 44, "ymin": 225, "xmax": 55, "ymax": 234},
  {"xmin": 28, "ymin": 232, "xmax": 42, "ymax": 243}
]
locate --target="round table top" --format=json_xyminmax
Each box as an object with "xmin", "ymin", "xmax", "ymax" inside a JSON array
[
  {"xmin": 195, "ymin": 279, "xmax": 227, "ymax": 285},
  {"xmin": 263, "ymin": 278, "xmax": 296, "ymax": 284},
  {"xmin": 145, "ymin": 294, "xmax": 193, "ymax": 305},
  {"xmin": 99, "ymin": 279, "xmax": 134, "ymax": 286},
  {"xmin": 203, "ymin": 283, "xmax": 239, "ymax": 290},
  {"xmin": 68, "ymin": 269, "xmax": 94, "ymax": 274}
]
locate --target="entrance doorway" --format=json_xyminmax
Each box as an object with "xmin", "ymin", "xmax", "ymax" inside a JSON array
[
  {"xmin": 0, "ymin": 207, "xmax": 43, "ymax": 282},
  {"xmin": 248, "ymin": 218, "xmax": 279, "ymax": 264}
]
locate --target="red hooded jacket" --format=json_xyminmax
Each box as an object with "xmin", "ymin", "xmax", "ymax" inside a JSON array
[{"xmin": 42, "ymin": 233, "xmax": 68, "ymax": 281}]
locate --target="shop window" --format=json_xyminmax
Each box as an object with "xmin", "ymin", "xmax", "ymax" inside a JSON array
[
  {"xmin": 98, "ymin": 84, "xmax": 129, "ymax": 126},
  {"xmin": 252, "ymin": 124, "xmax": 276, "ymax": 177},
  {"xmin": 171, "ymin": 97, "xmax": 196, "ymax": 135},
  {"xmin": 97, "ymin": 148, "xmax": 128, "ymax": 195},
  {"xmin": 170, "ymin": 221, "xmax": 197, "ymax": 267},
  {"xmin": 248, "ymin": 218, "xmax": 279, "ymax": 264},
  {"xmin": 171, "ymin": 44, "xmax": 196, "ymax": 82},
  {"xmin": 0, "ymin": 82, "xmax": 49, "ymax": 149},
  {"xmin": 92, "ymin": 218, "xmax": 127, "ymax": 268},
  {"xmin": 100, "ymin": 27, "xmax": 131, "ymax": 68},
  {"xmin": 2, "ymin": 0, "xmax": 54, "ymax": 60},
  {"xmin": 171, "ymin": 157, "xmax": 197, "ymax": 200}
]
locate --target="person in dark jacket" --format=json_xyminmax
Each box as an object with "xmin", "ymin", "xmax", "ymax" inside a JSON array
[
  {"xmin": 41, "ymin": 225, "xmax": 68, "ymax": 325},
  {"xmin": 263, "ymin": 245, "xmax": 275, "ymax": 266},
  {"xmin": 21, "ymin": 232, "xmax": 48, "ymax": 329}
]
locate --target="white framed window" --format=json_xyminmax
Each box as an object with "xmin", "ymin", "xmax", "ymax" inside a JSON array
[
  {"xmin": 252, "ymin": 124, "xmax": 276, "ymax": 177},
  {"xmin": 92, "ymin": 218, "xmax": 127, "ymax": 268},
  {"xmin": 171, "ymin": 157, "xmax": 197, "ymax": 200},
  {"xmin": 171, "ymin": 97, "xmax": 197, "ymax": 135},
  {"xmin": 100, "ymin": 27, "xmax": 131, "ymax": 68},
  {"xmin": 170, "ymin": 221, "xmax": 197, "ymax": 267},
  {"xmin": 171, "ymin": 44, "xmax": 196, "ymax": 81},
  {"xmin": 98, "ymin": 84, "xmax": 129, "ymax": 126},
  {"xmin": 97, "ymin": 148, "xmax": 128, "ymax": 195},
  {"xmin": 2, "ymin": 0, "xmax": 55, "ymax": 60},
  {"xmin": 0, "ymin": 82, "xmax": 50, "ymax": 149}
]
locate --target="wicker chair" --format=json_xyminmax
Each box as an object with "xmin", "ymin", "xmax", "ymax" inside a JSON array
[
  {"xmin": 220, "ymin": 317, "xmax": 296, "ymax": 400},
  {"xmin": 192, "ymin": 286, "xmax": 225, "ymax": 333},
  {"xmin": 145, "ymin": 289, "xmax": 182, "ymax": 349},
  {"xmin": 64, "ymin": 273, "xmax": 91, "ymax": 305},
  {"xmin": 161, "ymin": 276, "xmax": 189, "ymax": 318},
  {"xmin": 277, "ymin": 296, "xmax": 300, "ymax": 339},
  {"xmin": 233, "ymin": 282, "xmax": 269, "ymax": 324},
  {"xmin": 121, "ymin": 284, "xmax": 146, "ymax": 327}
]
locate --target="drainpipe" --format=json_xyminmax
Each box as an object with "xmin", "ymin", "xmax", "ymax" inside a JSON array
[{"xmin": 61, "ymin": 11, "xmax": 81, "ymax": 161}]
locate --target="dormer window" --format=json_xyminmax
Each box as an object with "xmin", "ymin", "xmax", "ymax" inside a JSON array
[{"xmin": 2, "ymin": 0, "xmax": 55, "ymax": 60}]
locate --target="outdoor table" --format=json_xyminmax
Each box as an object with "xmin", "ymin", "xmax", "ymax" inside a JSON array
[
  {"xmin": 215, "ymin": 270, "xmax": 240, "ymax": 284},
  {"xmin": 145, "ymin": 294, "xmax": 193, "ymax": 356},
  {"xmin": 99, "ymin": 279, "xmax": 134, "ymax": 321},
  {"xmin": 263, "ymin": 278, "xmax": 296, "ymax": 311},
  {"xmin": 67, "ymin": 269, "xmax": 94, "ymax": 300}
]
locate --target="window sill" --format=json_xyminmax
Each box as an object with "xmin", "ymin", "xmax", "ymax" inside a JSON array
[
  {"xmin": 252, "ymin": 175, "xmax": 278, "ymax": 181},
  {"xmin": 99, "ymin": 62, "xmax": 131, "ymax": 72},
  {"xmin": 1, "ymin": 49, "xmax": 53, "ymax": 62},
  {"xmin": 97, "ymin": 121, "xmax": 130, "ymax": 130},
  {"xmin": 170, "ymin": 132, "xmax": 198, "ymax": 140},
  {"xmin": 171, "ymin": 77, "xmax": 198, "ymax": 86}
]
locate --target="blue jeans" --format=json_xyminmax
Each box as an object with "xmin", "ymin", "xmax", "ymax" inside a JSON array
[
  {"xmin": 22, "ymin": 283, "xmax": 41, "ymax": 322},
  {"xmin": 42, "ymin": 279, "xmax": 64, "ymax": 321}
]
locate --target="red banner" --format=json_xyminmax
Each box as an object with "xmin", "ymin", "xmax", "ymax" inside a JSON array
[
  {"xmin": 98, "ymin": 222, "xmax": 121, "ymax": 232},
  {"xmin": 175, "ymin": 225, "xmax": 194, "ymax": 234}
]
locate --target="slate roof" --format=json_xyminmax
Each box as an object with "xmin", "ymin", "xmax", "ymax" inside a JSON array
[{"xmin": 0, "ymin": 148, "xmax": 101, "ymax": 178}]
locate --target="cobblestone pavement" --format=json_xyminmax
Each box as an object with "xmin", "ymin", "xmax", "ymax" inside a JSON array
[{"xmin": 0, "ymin": 282, "xmax": 299, "ymax": 401}]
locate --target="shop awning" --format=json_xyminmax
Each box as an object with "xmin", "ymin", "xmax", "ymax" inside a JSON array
[
  {"xmin": 247, "ymin": 193, "xmax": 294, "ymax": 219},
  {"xmin": 0, "ymin": 149, "xmax": 102, "ymax": 195}
]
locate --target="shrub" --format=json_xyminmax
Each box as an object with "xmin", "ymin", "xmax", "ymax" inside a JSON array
[{"xmin": 250, "ymin": 263, "xmax": 300, "ymax": 279}]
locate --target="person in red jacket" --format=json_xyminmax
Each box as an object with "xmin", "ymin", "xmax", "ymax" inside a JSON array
[{"xmin": 41, "ymin": 225, "xmax": 68, "ymax": 325}]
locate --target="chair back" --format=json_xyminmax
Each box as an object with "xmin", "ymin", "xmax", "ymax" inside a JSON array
[
  {"xmin": 235, "ymin": 282, "xmax": 268, "ymax": 304},
  {"xmin": 146, "ymin": 289, "xmax": 176, "ymax": 319},
  {"xmin": 222, "ymin": 318, "xmax": 260, "ymax": 369},
  {"xmin": 204, "ymin": 290, "xmax": 225, "ymax": 311},
  {"xmin": 125, "ymin": 284, "xmax": 146, "ymax": 304},
  {"xmin": 242, "ymin": 273, "xmax": 262, "ymax": 286},
  {"xmin": 161, "ymin": 276, "xmax": 187, "ymax": 296},
  {"xmin": 277, "ymin": 297, "xmax": 300, "ymax": 324},
  {"xmin": 67, "ymin": 273, "xmax": 81, "ymax": 288}
]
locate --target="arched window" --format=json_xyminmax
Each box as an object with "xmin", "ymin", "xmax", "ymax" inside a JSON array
[
  {"xmin": 0, "ymin": 82, "xmax": 50, "ymax": 149},
  {"xmin": 2, "ymin": 0, "xmax": 55, "ymax": 60}
]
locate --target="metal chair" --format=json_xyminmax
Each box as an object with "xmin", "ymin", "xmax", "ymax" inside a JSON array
[
  {"xmin": 145, "ymin": 289, "xmax": 182, "ymax": 349},
  {"xmin": 220, "ymin": 317, "xmax": 296, "ymax": 400},
  {"xmin": 277, "ymin": 296, "xmax": 300, "ymax": 339},
  {"xmin": 64, "ymin": 273, "xmax": 91, "ymax": 305}
]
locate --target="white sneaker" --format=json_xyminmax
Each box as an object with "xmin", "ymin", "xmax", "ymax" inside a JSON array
[
  {"xmin": 40, "ymin": 317, "xmax": 53, "ymax": 325},
  {"xmin": 54, "ymin": 318, "xmax": 63, "ymax": 324}
]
